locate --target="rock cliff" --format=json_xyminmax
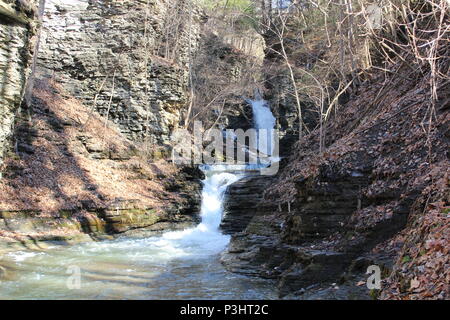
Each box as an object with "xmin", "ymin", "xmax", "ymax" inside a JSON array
[
  {"xmin": 0, "ymin": 0, "xmax": 265, "ymax": 250},
  {"xmin": 0, "ymin": 0, "xmax": 39, "ymax": 171},
  {"xmin": 221, "ymin": 43, "xmax": 449, "ymax": 299},
  {"xmin": 0, "ymin": 79, "xmax": 203, "ymax": 251},
  {"xmin": 36, "ymin": 0, "xmax": 204, "ymax": 145},
  {"xmin": 0, "ymin": 0, "xmax": 209, "ymax": 248}
]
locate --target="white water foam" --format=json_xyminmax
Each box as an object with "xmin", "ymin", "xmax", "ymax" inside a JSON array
[
  {"xmin": 143, "ymin": 170, "xmax": 243, "ymax": 259},
  {"xmin": 246, "ymin": 91, "xmax": 277, "ymax": 158},
  {"xmin": 6, "ymin": 251, "xmax": 45, "ymax": 262}
]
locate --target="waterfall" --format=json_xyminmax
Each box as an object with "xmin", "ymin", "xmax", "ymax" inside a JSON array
[
  {"xmin": 156, "ymin": 91, "xmax": 276, "ymax": 254},
  {"xmin": 1, "ymin": 93, "xmax": 279, "ymax": 300},
  {"xmin": 249, "ymin": 90, "xmax": 276, "ymax": 132},
  {"xmin": 137, "ymin": 89, "xmax": 277, "ymax": 256},
  {"xmin": 246, "ymin": 90, "xmax": 276, "ymax": 157},
  {"xmin": 140, "ymin": 170, "xmax": 243, "ymax": 258},
  {"xmin": 197, "ymin": 172, "xmax": 241, "ymax": 232}
]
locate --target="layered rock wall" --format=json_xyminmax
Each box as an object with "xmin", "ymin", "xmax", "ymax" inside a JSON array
[
  {"xmin": 36, "ymin": 0, "xmax": 204, "ymax": 144},
  {"xmin": 221, "ymin": 174, "xmax": 273, "ymax": 234},
  {"xmin": 221, "ymin": 39, "xmax": 449, "ymax": 299},
  {"xmin": 0, "ymin": 0, "xmax": 39, "ymax": 170}
]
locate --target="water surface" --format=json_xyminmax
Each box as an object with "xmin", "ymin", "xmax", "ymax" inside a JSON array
[{"xmin": 0, "ymin": 172, "xmax": 276, "ymax": 300}]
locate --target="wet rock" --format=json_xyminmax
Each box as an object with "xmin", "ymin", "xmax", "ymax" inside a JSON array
[
  {"xmin": 221, "ymin": 154, "xmax": 407, "ymax": 297},
  {"xmin": 282, "ymin": 165, "xmax": 371, "ymax": 243},
  {"xmin": 277, "ymin": 250, "xmax": 352, "ymax": 297},
  {"xmin": 221, "ymin": 175, "xmax": 273, "ymax": 234},
  {"xmin": 221, "ymin": 212, "xmax": 288, "ymax": 278}
]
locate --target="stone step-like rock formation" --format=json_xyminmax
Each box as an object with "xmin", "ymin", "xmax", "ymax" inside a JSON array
[
  {"xmin": 221, "ymin": 174, "xmax": 273, "ymax": 234},
  {"xmin": 220, "ymin": 160, "xmax": 407, "ymax": 298}
]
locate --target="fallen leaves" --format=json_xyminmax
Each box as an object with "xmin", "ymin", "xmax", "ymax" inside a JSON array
[
  {"xmin": 0, "ymin": 81, "xmax": 186, "ymax": 215},
  {"xmin": 410, "ymin": 278, "xmax": 420, "ymax": 290}
]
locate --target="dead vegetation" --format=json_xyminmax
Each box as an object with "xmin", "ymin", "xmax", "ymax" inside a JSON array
[
  {"xmin": 263, "ymin": 0, "xmax": 449, "ymax": 300},
  {"xmin": 188, "ymin": 31, "xmax": 263, "ymax": 128},
  {"xmin": 0, "ymin": 79, "xmax": 186, "ymax": 215},
  {"xmin": 257, "ymin": 0, "xmax": 449, "ymax": 152}
]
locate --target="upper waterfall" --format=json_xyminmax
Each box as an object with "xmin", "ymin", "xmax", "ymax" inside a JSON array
[
  {"xmin": 248, "ymin": 90, "xmax": 276, "ymax": 131},
  {"xmin": 246, "ymin": 90, "xmax": 276, "ymax": 157}
]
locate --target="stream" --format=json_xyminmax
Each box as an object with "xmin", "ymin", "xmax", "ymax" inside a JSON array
[{"xmin": 0, "ymin": 170, "xmax": 276, "ymax": 299}]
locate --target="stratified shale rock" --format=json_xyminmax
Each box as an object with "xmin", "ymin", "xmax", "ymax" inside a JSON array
[
  {"xmin": 36, "ymin": 0, "xmax": 205, "ymax": 144},
  {"xmin": 221, "ymin": 49, "xmax": 449, "ymax": 299},
  {"xmin": 0, "ymin": 0, "xmax": 39, "ymax": 168},
  {"xmin": 221, "ymin": 174, "xmax": 273, "ymax": 234}
]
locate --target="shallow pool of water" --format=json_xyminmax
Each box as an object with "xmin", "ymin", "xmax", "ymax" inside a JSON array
[
  {"xmin": 0, "ymin": 171, "xmax": 277, "ymax": 300},
  {"xmin": 0, "ymin": 237, "xmax": 277, "ymax": 300}
]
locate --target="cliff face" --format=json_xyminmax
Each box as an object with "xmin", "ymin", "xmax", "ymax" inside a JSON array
[
  {"xmin": 189, "ymin": 23, "xmax": 266, "ymax": 132},
  {"xmin": 222, "ymin": 21, "xmax": 449, "ymax": 299},
  {"xmin": 1, "ymin": 0, "xmax": 446, "ymax": 300},
  {"xmin": 0, "ymin": 0, "xmax": 264, "ymax": 250},
  {"xmin": 0, "ymin": 0, "xmax": 209, "ymax": 249},
  {"xmin": 0, "ymin": 0, "xmax": 39, "ymax": 170},
  {"xmin": 0, "ymin": 0, "xmax": 267, "ymax": 250},
  {"xmin": 36, "ymin": 0, "xmax": 204, "ymax": 145},
  {"xmin": 221, "ymin": 58, "xmax": 449, "ymax": 298},
  {"xmin": 0, "ymin": 78, "xmax": 203, "ymax": 251}
]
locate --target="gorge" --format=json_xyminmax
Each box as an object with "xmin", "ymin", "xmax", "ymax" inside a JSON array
[{"xmin": 0, "ymin": 94, "xmax": 280, "ymax": 299}]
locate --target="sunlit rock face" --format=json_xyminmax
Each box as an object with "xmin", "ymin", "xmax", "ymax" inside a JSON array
[
  {"xmin": 37, "ymin": 0, "xmax": 204, "ymax": 145},
  {"xmin": 0, "ymin": 0, "xmax": 39, "ymax": 168},
  {"xmin": 222, "ymin": 30, "xmax": 265, "ymax": 64}
]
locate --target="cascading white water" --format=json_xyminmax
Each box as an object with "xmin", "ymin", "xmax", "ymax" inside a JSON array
[
  {"xmin": 151, "ymin": 92, "xmax": 276, "ymax": 254},
  {"xmin": 145, "ymin": 171, "xmax": 243, "ymax": 257},
  {"xmin": 249, "ymin": 92, "xmax": 276, "ymax": 133},
  {"xmin": 246, "ymin": 91, "xmax": 277, "ymax": 157}
]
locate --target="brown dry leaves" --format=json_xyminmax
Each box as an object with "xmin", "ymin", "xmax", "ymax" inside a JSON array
[{"xmin": 0, "ymin": 80, "xmax": 182, "ymax": 215}]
